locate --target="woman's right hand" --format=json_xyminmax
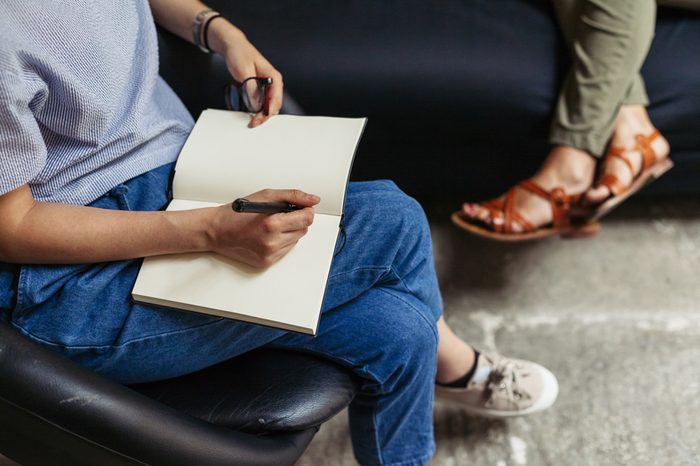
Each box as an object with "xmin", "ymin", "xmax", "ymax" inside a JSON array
[
  {"xmin": 207, "ymin": 189, "xmax": 320, "ymax": 269},
  {"xmin": 0, "ymin": 184, "xmax": 317, "ymax": 266}
]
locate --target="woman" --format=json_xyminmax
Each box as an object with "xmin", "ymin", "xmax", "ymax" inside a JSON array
[
  {"xmin": 0, "ymin": 1, "xmax": 557, "ymax": 465},
  {"xmin": 454, "ymin": 0, "xmax": 698, "ymax": 240}
]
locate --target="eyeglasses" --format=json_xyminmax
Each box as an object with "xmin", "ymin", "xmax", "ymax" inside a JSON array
[{"xmin": 224, "ymin": 77, "xmax": 273, "ymax": 114}]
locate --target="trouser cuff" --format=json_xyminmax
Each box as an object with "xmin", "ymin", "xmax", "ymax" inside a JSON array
[{"xmin": 548, "ymin": 128, "xmax": 609, "ymax": 158}]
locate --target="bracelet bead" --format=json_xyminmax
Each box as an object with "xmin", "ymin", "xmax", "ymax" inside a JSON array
[{"xmin": 192, "ymin": 9, "xmax": 220, "ymax": 53}]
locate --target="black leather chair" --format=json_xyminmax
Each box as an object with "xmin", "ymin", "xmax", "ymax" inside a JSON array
[
  {"xmin": 0, "ymin": 320, "xmax": 357, "ymax": 465},
  {"xmin": 0, "ymin": 24, "xmax": 358, "ymax": 466}
]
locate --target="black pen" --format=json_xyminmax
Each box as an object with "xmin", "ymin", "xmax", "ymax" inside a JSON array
[{"xmin": 232, "ymin": 198, "xmax": 300, "ymax": 213}]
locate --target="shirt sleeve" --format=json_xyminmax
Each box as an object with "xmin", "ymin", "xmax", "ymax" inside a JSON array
[{"xmin": 0, "ymin": 71, "xmax": 47, "ymax": 196}]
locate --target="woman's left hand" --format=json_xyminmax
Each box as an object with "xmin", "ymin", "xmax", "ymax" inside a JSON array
[{"xmin": 208, "ymin": 20, "xmax": 283, "ymax": 128}]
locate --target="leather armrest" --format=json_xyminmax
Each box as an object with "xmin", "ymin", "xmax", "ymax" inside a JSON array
[
  {"xmin": 131, "ymin": 347, "xmax": 358, "ymax": 434},
  {"xmin": 0, "ymin": 322, "xmax": 322, "ymax": 466}
]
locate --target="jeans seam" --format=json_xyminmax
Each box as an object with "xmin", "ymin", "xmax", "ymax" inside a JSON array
[
  {"xmin": 116, "ymin": 191, "xmax": 130, "ymax": 211},
  {"xmin": 329, "ymin": 262, "xmax": 429, "ymax": 307},
  {"xmin": 15, "ymin": 265, "xmax": 28, "ymax": 310},
  {"xmin": 327, "ymin": 265, "xmax": 439, "ymax": 346},
  {"xmin": 373, "ymin": 405, "xmax": 384, "ymax": 466},
  {"xmin": 328, "ymin": 265, "xmax": 390, "ymax": 281},
  {"xmin": 11, "ymin": 316, "xmax": 225, "ymax": 350}
]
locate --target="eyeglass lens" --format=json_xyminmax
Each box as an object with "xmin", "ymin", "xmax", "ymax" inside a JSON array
[{"xmin": 242, "ymin": 78, "xmax": 265, "ymax": 113}]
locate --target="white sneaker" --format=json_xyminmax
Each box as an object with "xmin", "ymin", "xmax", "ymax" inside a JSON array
[{"xmin": 435, "ymin": 352, "xmax": 559, "ymax": 418}]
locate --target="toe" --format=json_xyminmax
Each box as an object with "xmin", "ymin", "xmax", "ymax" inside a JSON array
[
  {"xmin": 461, "ymin": 203, "xmax": 492, "ymax": 226},
  {"xmin": 584, "ymin": 184, "xmax": 611, "ymax": 205},
  {"xmin": 461, "ymin": 202, "xmax": 479, "ymax": 218}
]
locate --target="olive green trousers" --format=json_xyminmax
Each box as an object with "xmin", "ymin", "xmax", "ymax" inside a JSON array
[{"xmin": 550, "ymin": 0, "xmax": 700, "ymax": 157}]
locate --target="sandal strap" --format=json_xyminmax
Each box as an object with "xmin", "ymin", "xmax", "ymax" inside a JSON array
[
  {"xmin": 518, "ymin": 180, "xmax": 572, "ymax": 229},
  {"xmin": 503, "ymin": 188, "xmax": 516, "ymax": 234},
  {"xmin": 597, "ymin": 174, "xmax": 627, "ymax": 196},
  {"xmin": 469, "ymin": 180, "xmax": 577, "ymax": 234},
  {"xmin": 636, "ymin": 129, "xmax": 661, "ymax": 171},
  {"xmin": 509, "ymin": 208, "xmax": 535, "ymax": 232},
  {"xmin": 605, "ymin": 147, "xmax": 635, "ymax": 175},
  {"xmin": 503, "ymin": 188, "xmax": 535, "ymax": 233},
  {"xmin": 603, "ymin": 128, "xmax": 662, "ymax": 185},
  {"xmin": 476, "ymin": 189, "xmax": 534, "ymax": 233},
  {"xmin": 482, "ymin": 198, "xmax": 506, "ymax": 233}
]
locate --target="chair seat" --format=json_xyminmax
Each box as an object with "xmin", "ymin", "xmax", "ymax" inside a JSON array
[
  {"xmin": 0, "ymin": 321, "xmax": 358, "ymax": 465},
  {"xmin": 130, "ymin": 348, "xmax": 359, "ymax": 434}
]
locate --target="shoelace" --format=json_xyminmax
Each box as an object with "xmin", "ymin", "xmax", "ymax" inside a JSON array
[{"xmin": 483, "ymin": 355, "xmax": 532, "ymax": 406}]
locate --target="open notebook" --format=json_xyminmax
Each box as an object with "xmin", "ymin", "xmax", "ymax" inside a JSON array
[{"xmin": 132, "ymin": 109, "xmax": 367, "ymax": 335}]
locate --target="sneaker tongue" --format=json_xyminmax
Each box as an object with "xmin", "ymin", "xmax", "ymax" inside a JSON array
[{"xmin": 471, "ymin": 365, "xmax": 492, "ymax": 385}]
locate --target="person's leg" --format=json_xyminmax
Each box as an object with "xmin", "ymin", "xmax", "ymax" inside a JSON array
[
  {"xmin": 460, "ymin": 0, "xmax": 658, "ymax": 234},
  {"xmin": 267, "ymin": 180, "xmax": 442, "ymax": 465},
  {"xmin": 2, "ymin": 174, "xmax": 441, "ymax": 464},
  {"xmin": 585, "ymin": 0, "xmax": 700, "ymax": 202},
  {"xmin": 1, "ymin": 170, "xmax": 556, "ymax": 465},
  {"xmin": 550, "ymin": 0, "xmax": 673, "ymax": 204},
  {"xmin": 3, "ymin": 163, "xmax": 291, "ymax": 382},
  {"xmin": 553, "ymin": 0, "xmax": 649, "ymax": 108},
  {"xmin": 550, "ymin": 0, "xmax": 657, "ymax": 156},
  {"xmin": 271, "ymin": 181, "xmax": 558, "ymax": 463},
  {"xmin": 542, "ymin": 0, "xmax": 662, "ymax": 210}
]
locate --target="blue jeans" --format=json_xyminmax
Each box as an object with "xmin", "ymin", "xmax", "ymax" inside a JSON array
[{"xmin": 0, "ymin": 163, "xmax": 443, "ymax": 466}]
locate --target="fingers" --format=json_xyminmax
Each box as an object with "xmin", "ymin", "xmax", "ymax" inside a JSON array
[
  {"xmin": 249, "ymin": 113, "xmax": 265, "ymax": 128},
  {"xmin": 257, "ymin": 206, "xmax": 314, "ymax": 233},
  {"xmin": 279, "ymin": 208, "xmax": 315, "ymax": 233},
  {"xmin": 249, "ymin": 68, "xmax": 283, "ymax": 128},
  {"xmin": 254, "ymin": 222, "xmax": 307, "ymax": 268},
  {"xmin": 263, "ymin": 241, "xmax": 297, "ymax": 268},
  {"xmin": 265, "ymin": 71, "xmax": 284, "ymax": 117},
  {"xmin": 216, "ymin": 189, "xmax": 316, "ymax": 270},
  {"xmin": 250, "ymin": 188, "xmax": 320, "ymax": 208},
  {"xmin": 279, "ymin": 189, "xmax": 320, "ymax": 207}
]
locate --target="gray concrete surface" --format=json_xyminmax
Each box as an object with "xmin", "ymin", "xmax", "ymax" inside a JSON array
[{"xmin": 298, "ymin": 196, "xmax": 700, "ymax": 466}]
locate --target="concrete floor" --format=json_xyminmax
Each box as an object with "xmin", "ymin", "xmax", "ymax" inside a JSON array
[
  {"xmin": 1, "ymin": 196, "xmax": 697, "ymax": 466},
  {"xmin": 298, "ymin": 195, "xmax": 700, "ymax": 466}
]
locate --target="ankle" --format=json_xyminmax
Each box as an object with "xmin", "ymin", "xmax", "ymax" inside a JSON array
[
  {"xmin": 614, "ymin": 105, "xmax": 655, "ymax": 146},
  {"xmin": 436, "ymin": 342, "xmax": 476, "ymax": 384},
  {"xmin": 436, "ymin": 350, "xmax": 480, "ymax": 388},
  {"xmin": 534, "ymin": 146, "xmax": 596, "ymax": 192}
]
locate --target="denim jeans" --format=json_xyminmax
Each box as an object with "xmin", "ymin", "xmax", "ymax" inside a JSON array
[{"xmin": 0, "ymin": 163, "xmax": 443, "ymax": 466}]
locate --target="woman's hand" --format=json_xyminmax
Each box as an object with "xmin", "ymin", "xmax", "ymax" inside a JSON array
[
  {"xmin": 207, "ymin": 189, "xmax": 320, "ymax": 269},
  {"xmin": 207, "ymin": 20, "xmax": 284, "ymax": 128},
  {"xmin": 147, "ymin": 2, "xmax": 283, "ymax": 127},
  {"xmin": 0, "ymin": 184, "xmax": 317, "ymax": 267}
]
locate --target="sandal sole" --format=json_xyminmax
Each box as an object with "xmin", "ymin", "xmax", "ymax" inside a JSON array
[
  {"xmin": 588, "ymin": 158, "xmax": 674, "ymax": 222},
  {"xmin": 450, "ymin": 212, "xmax": 601, "ymax": 242}
]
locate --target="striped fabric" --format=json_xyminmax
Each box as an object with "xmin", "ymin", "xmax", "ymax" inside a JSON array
[{"xmin": 0, "ymin": 0, "xmax": 194, "ymax": 205}]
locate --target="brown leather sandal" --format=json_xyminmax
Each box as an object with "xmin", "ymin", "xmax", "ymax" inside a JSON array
[
  {"xmin": 451, "ymin": 180, "xmax": 601, "ymax": 241},
  {"xmin": 587, "ymin": 129, "xmax": 673, "ymax": 222}
]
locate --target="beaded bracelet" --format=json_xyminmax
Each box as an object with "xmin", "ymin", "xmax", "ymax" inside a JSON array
[{"xmin": 192, "ymin": 9, "xmax": 221, "ymax": 53}]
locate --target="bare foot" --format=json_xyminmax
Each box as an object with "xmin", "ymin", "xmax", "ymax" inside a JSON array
[
  {"xmin": 461, "ymin": 146, "xmax": 596, "ymax": 233},
  {"xmin": 585, "ymin": 105, "xmax": 670, "ymax": 205}
]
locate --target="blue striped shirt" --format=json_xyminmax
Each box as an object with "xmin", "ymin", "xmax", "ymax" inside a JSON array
[{"xmin": 0, "ymin": 0, "xmax": 194, "ymax": 205}]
